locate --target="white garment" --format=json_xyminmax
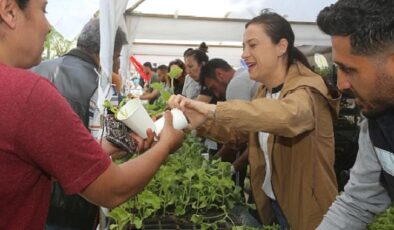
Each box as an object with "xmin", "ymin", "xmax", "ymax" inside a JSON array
[{"xmin": 258, "ymin": 90, "xmax": 281, "ymax": 200}]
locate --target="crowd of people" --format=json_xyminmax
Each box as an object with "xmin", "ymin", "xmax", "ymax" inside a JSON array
[{"xmin": 0, "ymin": 0, "xmax": 393, "ymax": 230}]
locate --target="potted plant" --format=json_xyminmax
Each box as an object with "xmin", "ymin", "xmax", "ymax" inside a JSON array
[{"xmin": 103, "ymin": 98, "xmax": 136, "ymax": 154}]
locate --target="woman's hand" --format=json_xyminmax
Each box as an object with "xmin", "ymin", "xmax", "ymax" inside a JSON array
[
  {"xmin": 168, "ymin": 95, "xmax": 216, "ymax": 129},
  {"xmin": 158, "ymin": 110, "xmax": 184, "ymax": 152}
]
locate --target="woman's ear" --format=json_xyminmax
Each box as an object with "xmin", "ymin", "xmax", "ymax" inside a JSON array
[
  {"xmin": 214, "ymin": 69, "xmax": 225, "ymax": 81},
  {"xmin": 0, "ymin": 0, "xmax": 18, "ymax": 29},
  {"xmin": 386, "ymin": 52, "xmax": 394, "ymax": 78},
  {"xmin": 277, "ymin": 38, "xmax": 289, "ymax": 57}
]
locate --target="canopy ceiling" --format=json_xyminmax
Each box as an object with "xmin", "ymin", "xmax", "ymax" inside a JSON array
[
  {"xmin": 47, "ymin": 0, "xmax": 335, "ymax": 66},
  {"xmin": 48, "ymin": 0, "xmax": 336, "ymax": 40}
]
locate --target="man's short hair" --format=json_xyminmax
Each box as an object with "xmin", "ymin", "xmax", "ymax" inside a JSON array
[
  {"xmin": 199, "ymin": 58, "xmax": 233, "ymax": 91},
  {"xmin": 317, "ymin": 0, "xmax": 394, "ymax": 56},
  {"xmin": 157, "ymin": 64, "xmax": 168, "ymax": 72},
  {"xmin": 143, "ymin": 62, "xmax": 153, "ymax": 70},
  {"xmin": 77, "ymin": 18, "xmax": 128, "ymax": 55},
  {"xmin": 200, "ymin": 58, "xmax": 233, "ymax": 81}
]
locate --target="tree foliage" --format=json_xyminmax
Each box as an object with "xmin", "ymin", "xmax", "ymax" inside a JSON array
[{"xmin": 42, "ymin": 27, "xmax": 75, "ymax": 60}]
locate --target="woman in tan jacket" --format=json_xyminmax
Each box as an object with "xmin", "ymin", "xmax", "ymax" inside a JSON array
[{"xmin": 169, "ymin": 10, "xmax": 340, "ymax": 230}]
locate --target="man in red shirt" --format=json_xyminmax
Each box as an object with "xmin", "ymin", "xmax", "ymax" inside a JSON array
[{"xmin": 0, "ymin": 0, "xmax": 184, "ymax": 229}]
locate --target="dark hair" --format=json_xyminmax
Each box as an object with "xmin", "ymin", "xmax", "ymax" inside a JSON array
[
  {"xmin": 200, "ymin": 58, "xmax": 233, "ymax": 81},
  {"xmin": 184, "ymin": 49, "xmax": 209, "ymax": 66},
  {"xmin": 246, "ymin": 9, "xmax": 312, "ymax": 70},
  {"xmin": 168, "ymin": 59, "xmax": 186, "ymax": 78},
  {"xmin": 157, "ymin": 64, "xmax": 168, "ymax": 71},
  {"xmin": 317, "ymin": 0, "xmax": 394, "ymax": 56},
  {"xmin": 17, "ymin": 0, "xmax": 29, "ymax": 9},
  {"xmin": 143, "ymin": 62, "xmax": 153, "ymax": 70},
  {"xmin": 77, "ymin": 18, "xmax": 128, "ymax": 54},
  {"xmin": 198, "ymin": 42, "xmax": 209, "ymax": 53},
  {"xmin": 183, "ymin": 48, "xmax": 194, "ymax": 57}
]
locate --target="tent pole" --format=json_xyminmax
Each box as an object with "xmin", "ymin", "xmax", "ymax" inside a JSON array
[{"xmin": 125, "ymin": 0, "xmax": 145, "ymax": 13}]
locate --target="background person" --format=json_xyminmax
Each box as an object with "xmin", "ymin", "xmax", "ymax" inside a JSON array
[
  {"xmin": 182, "ymin": 43, "xmax": 216, "ymax": 102},
  {"xmin": 156, "ymin": 64, "xmax": 170, "ymax": 87},
  {"xmin": 316, "ymin": 0, "xmax": 394, "ymax": 229},
  {"xmin": 111, "ymin": 48, "xmax": 123, "ymax": 95},
  {"xmin": 199, "ymin": 58, "xmax": 259, "ymax": 197},
  {"xmin": 184, "ymin": 46, "xmax": 217, "ymax": 103},
  {"xmin": 183, "ymin": 44, "xmax": 222, "ymax": 155},
  {"xmin": 168, "ymin": 59, "xmax": 186, "ymax": 95},
  {"xmin": 181, "ymin": 48, "xmax": 200, "ymax": 100},
  {"xmin": 140, "ymin": 61, "xmax": 160, "ymax": 103},
  {"xmin": 169, "ymin": 10, "xmax": 340, "ymax": 230},
  {"xmin": 200, "ymin": 58, "xmax": 259, "ymax": 102}
]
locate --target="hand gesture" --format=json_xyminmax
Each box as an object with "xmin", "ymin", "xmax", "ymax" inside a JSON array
[
  {"xmin": 168, "ymin": 95, "xmax": 216, "ymax": 129},
  {"xmin": 158, "ymin": 110, "xmax": 184, "ymax": 152},
  {"xmin": 131, "ymin": 128, "xmax": 155, "ymax": 152},
  {"xmin": 99, "ymin": 138, "xmax": 127, "ymax": 158}
]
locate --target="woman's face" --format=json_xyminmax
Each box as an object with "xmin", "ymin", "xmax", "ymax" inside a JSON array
[
  {"xmin": 185, "ymin": 56, "xmax": 202, "ymax": 81},
  {"xmin": 242, "ymin": 24, "xmax": 285, "ymax": 83},
  {"xmin": 7, "ymin": 0, "xmax": 51, "ymax": 68}
]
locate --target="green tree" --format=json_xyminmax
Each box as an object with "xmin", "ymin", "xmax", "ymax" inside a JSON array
[{"xmin": 43, "ymin": 27, "xmax": 75, "ymax": 60}]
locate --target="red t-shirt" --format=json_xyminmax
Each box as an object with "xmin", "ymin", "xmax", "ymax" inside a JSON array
[{"xmin": 0, "ymin": 64, "xmax": 111, "ymax": 229}]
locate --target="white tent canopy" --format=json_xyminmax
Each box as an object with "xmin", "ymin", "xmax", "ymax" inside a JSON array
[
  {"xmin": 47, "ymin": 0, "xmax": 335, "ymax": 66},
  {"xmin": 48, "ymin": 0, "xmax": 336, "ymax": 36},
  {"xmin": 130, "ymin": 0, "xmax": 336, "ymax": 21},
  {"xmin": 125, "ymin": 13, "xmax": 332, "ymax": 66}
]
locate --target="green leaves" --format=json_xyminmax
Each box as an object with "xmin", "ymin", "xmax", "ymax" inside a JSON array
[
  {"xmin": 368, "ymin": 204, "xmax": 394, "ymax": 230},
  {"xmin": 43, "ymin": 26, "xmax": 75, "ymax": 60},
  {"xmin": 103, "ymin": 97, "xmax": 128, "ymax": 118},
  {"xmin": 107, "ymin": 134, "xmax": 245, "ymax": 229},
  {"xmin": 107, "ymin": 207, "xmax": 131, "ymax": 230},
  {"xmin": 150, "ymin": 82, "xmax": 164, "ymax": 91},
  {"xmin": 315, "ymin": 67, "xmax": 333, "ymax": 78},
  {"xmin": 144, "ymin": 82, "xmax": 172, "ymax": 117},
  {"xmin": 168, "ymin": 65, "xmax": 183, "ymax": 80}
]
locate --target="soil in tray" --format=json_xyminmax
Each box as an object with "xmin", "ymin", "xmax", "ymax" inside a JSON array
[{"xmin": 126, "ymin": 214, "xmax": 233, "ymax": 230}]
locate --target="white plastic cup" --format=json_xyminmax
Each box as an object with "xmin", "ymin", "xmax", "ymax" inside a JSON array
[
  {"xmin": 154, "ymin": 108, "xmax": 188, "ymax": 135},
  {"xmin": 117, "ymin": 98, "xmax": 155, "ymax": 139}
]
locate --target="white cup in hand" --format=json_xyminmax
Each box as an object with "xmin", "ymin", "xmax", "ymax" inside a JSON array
[
  {"xmin": 117, "ymin": 99, "xmax": 155, "ymax": 139},
  {"xmin": 154, "ymin": 108, "xmax": 188, "ymax": 135}
]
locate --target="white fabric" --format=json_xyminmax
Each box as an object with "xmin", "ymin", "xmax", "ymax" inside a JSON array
[
  {"xmin": 99, "ymin": 0, "xmax": 129, "ymax": 83},
  {"xmin": 47, "ymin": 0, "xmax": 100, "ymax": 40},
  {"xmin": 47, "ymin": 0, "xmax": 337, "ymax": 40},
  {"xmin": 375, "ymin": 147, "xmax": 394, "ymax": 176},
  {"xmin": 258, "ymin": 90, "xmax": 281, "ymax": 200},
  {"xmin": 97, "ymin": 0, "xmax": 129, "ymax": 113}
]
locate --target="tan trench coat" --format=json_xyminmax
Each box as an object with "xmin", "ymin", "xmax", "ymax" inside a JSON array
[{"xmin": 199, "ymin": 62, "xmax": 340, "ymax": 230}]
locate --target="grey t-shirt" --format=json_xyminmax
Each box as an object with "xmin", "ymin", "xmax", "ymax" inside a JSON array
[
  {"xmin": 317, "ymin": 118, "xmax": 391, "ymax": 230},
  {"xmin": 182, "ymin": 75, "xmax": 200, "ymax": 99},
  {"xmin": 226, "ymin": 68, "xmax": 259, "ymax": 101}
]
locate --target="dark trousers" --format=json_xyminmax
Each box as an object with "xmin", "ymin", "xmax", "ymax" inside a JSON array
[{"xmin": 271, "ymin": 199, "xmax": 289, "ymax": 230}]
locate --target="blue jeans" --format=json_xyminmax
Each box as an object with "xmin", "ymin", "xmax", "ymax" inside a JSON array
[{"xmin": 271, "ymin": 199, "xmax": 289, "ymax": 230}]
